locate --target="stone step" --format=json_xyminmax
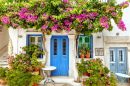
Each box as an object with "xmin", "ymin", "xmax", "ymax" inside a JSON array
[
  {"xmin": 0, "ymin": 62, "xmax": 8, "ymax": 64},
  {"xmin": 0, "ymin": 65, "xmax": 9, "ymax": 68}
]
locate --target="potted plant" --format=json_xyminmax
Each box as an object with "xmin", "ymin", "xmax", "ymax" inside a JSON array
[
  {"xmin": 79, "ymin": 43, "xmax": 87, "ymax": 58},
  {"xmin": 22, "ymin": 44, "xmax": 45, "ymax": 58},
  {"xmin": 85, "ymin": 48, "xmax": 91, "ymax": 58},
  {"xmin": 12, "ymin": 53, "xmax": 32, "ymax": 72},
  {"xmin": 0, "ymin": 67, "xmax": 9, "ymax": 85},
  {"xmin": 5, "ymin": 70, "xmax": 32, "ymax": 86},
  {"xmin": 31, "ymin": 56, "xmax": 45, "ymax": 71},
  {"xmin": 7, "ymin": 55, "xmax": 15, "ymax": 69},
  {"xmin": 82, "ymin": 78, "xmax": 90, "ymax": 86},
  {"xmin": 87, "ymin": 70, "xmax": 93, "ymax": 77},
  {"xmin": 29, "ymin": 75, "xmax": 42, "ymax": 86},
  {"xmin": 77, "ymin": 62, "xmax": 88, "ymax": 76},
  {"xmin": 109, "ymin": 72, "xmax": 118, "ymax": 86}
]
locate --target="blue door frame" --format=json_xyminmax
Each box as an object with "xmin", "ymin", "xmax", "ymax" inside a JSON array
[
  {"xmin": 26, "ymin": 34, "xmax": 43, "ymax": 58},
  {"xmin": 109, "ymin": 47, "xmax": 127, "ymax": 82},
  {"xmin": 51, "ymin": 35, "xmax": 69, "ymax": 76}
]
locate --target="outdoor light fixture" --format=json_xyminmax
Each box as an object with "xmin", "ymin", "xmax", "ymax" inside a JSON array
[
  {"xmin": 97, "ymin": 36, "xmax": 101, "ymax": 38},
  {"xmin": 18, "ymin": 35, "xmax": 22, "ymax": 38},
  {"xmin": 116, "ymin": 32, "xmax": 119, "ymax": 36}
]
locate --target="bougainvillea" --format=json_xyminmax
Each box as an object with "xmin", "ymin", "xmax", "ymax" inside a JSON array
[{"xmin": 0, "ymin": 0, "xmax": 130, "ymax": 36}]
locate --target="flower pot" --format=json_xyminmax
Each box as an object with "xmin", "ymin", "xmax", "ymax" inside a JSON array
[
  {"xmin": 83, "ymin": 72, "xmax": 89, "ymax": 76},
  {"xmin": 8, "ymin": 64, "xmax": 14, "ymax": 70},
  {"xmin": 33, "ymin": 83, "xmax": 38, "ymax": 86},
  {"xmin": 86, "ymin": 53, "xmax": 90, "ymax": 58},
  {"xmin": 83, "ymin": 84, "xmax": 85, "ymax": 86},
  {"xmin": 90, "ymin": 74, "xmax": 92, "ymax": 77},
  {"xmin": 27, "ymin": 66, "xmax": 33, "ymax": 72},
  {"xmin": 80, "ymin": 54, "xmax": 84, "ymax": 58},
  {"xmin": 105, "ymin": 84, "xmax": 110, "ymax": 86},
  {"xmin": 34, "ymin": 66, "xmax": 40, "ymax": 71},
  {"xmin": 0, "ymin": 79, "xmax": 6, "ymax": 85}
]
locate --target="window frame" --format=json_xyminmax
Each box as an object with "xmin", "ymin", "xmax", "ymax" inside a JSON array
[
  {"xmin": 26, "ymin": 34, "xmax": 43, "ymax": 58},
  {"xmin": 76, "ymin": 35, "xmax": 93, "ymax": 58}
]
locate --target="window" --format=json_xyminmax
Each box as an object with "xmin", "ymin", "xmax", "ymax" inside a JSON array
[
  {"xmin": 27, "ymin": 35, "xmax": 43, "ymax": 58},
  {"xmin": 77, "ymin": 35, "xmax": 93, "ymax": 58}
]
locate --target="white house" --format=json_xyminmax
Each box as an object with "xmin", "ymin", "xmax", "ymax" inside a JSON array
[{"xmin": 7, "ymin": 0, "xmax": 130, "ymax": 85}]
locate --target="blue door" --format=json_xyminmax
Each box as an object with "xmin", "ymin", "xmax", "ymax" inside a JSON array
[
  {"xmin": 110, "ymin": 47, "xmax": 127, "ymax": 82},
  {"xmin": 51, "ymin": 36, "xmax": 69, "ymax": 76}
]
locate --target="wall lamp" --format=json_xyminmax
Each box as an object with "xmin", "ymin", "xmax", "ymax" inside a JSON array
[{"xmin": 97, "ymin": 36, "xmax": 101, "ymax": 38}]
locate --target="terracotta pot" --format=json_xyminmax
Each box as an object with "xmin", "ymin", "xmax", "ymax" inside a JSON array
[
  {"xmin": 8, "ymin": 64, "xmax": 14, "ymax": 70},
  {"xmin": 86, "ymin": 53, "xmax": 90, "ymax": 58},
  {"xmin": 27, "ymin": 66, "xmax": 33, "ymax": 72},
  {"xmin": 90, "ymin": 74, "xmax": 92, "ymax": 77},
  {"xmin": 33, "ymin": 83, "xmax": 38, "ymax": 86},
  {"xmin": 105, "ymin": 84, "xmax": 110, "ymax": 86},
  {"xmin": 83, "ymin": 84, "xmax": 85, "ymax": 86},
  {"xmin": 80, "ymin": 54, "xmax": 84, "ymax": 58},
  {"xmin": 83, "ymin": 72, "xmax": 89, "ymax": 76},
  {"xmin": 0, "ymin": 79, "xmax": 6, "ymax": 85},
  {"xmin": 34, "ymin": 66, "xmax": 40, "ymax": 71}
]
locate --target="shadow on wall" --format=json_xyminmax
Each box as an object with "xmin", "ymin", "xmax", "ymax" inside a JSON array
[{"xmin": 0, "ymin": 24, "xmax": 9, "ymax": 57}]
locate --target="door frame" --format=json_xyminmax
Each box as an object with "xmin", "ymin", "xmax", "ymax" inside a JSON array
[{"xmin": 50, "ymin": 35, "xmax": 69, "ymax": 76}]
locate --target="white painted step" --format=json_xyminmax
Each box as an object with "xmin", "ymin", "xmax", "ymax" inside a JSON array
[
  {"xmin": 0, "ymin": 62, "xmax": 8, "ymax": 64},
  {"xmin": 38, "ymin": 76, "xmax": 82, "ymax": 86}
]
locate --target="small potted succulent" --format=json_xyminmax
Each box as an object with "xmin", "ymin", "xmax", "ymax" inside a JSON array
[{"xmin": 0, "ymin": 67, "xmax": 9, "ymax": 85}]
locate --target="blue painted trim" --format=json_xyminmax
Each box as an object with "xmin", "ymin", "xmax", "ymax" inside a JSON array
[
  {"xmin": 90, "ymin": 35, "xmax": 93, "ymax": 58},
  {"xmin": 26, "ymin": 34, "xmax": 43, "ymax": 58},
  {"xmin": 76, "ymin": 35, "xmax": 93, "ymax": 58}
]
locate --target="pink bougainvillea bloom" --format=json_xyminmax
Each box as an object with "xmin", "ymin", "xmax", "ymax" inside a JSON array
[
  {"xmin": 84, "ymin": 79, "xmax": 86, "ymax": 82},
  {"xmin": 103, "ymin": 65, "xmax": 105, "ymax": 67},
  {"xmin": 100, "ymin": 71, "xmax": 102, "ymax": 74},
  {"xmin": 26, "ymin": 56, "xmax": 28, "ymax": 58},
  {"xmin": 5, "ymin": 70, "xmax": 7, "ymax": 72},
  {"xmin": 19, "ymin": 59, "xmax": 22, "ymax": 63},
  {"xmin": 90, "ymin": 81, "xmax": 92, "ymax": 83},
  {"xmin": 117, "ymin": 20, "xmax": 127, "ymax": 31},
  {"xmin": 99, "ymin": 80, "xmax": 101, "ymax": 82},
  {"xmin": 86, "ymin": 65, "xmax": 88, "ymax": 67},
  {"xmin": 105, "ymin": 77, "xmax": 107, "ymax": 79},
  {"xmin": 108, "ymin": 82, "xmax": 110, "ymax": 84},
  {"xmin": 24, "ymin": 62, "xmax": 26, "ymax": 64},
  {"xmin": 88, "ymin": 24, "xmax": 92, "ymax": 28}
]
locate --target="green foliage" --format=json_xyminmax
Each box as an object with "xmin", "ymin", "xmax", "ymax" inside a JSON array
[
  {"xmin": 0, "ymin": 67, "xmax": 9, "ymax": 80},
  {"xmin": 5, "ymin": 70, "xmax": 32, "ymax": 86},
  {"xmin": 22, "ymin": 44, "xmax": 45, "ymax": 58},
  {"xmin": 12, "ymin": 53, "xmax": 31, "ymax": 72},
  {"xmin": 31, "ymin": 56, "xmax": 45, "ymax": 68},
  {"xmin": 0, "ymin": 0, "xmax": 129, "ymax": 36},
  {"xmin": 29, "ymin": 75, "xmax": 42, "ymax": 86}
]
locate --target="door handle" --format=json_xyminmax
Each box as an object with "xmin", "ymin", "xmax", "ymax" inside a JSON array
[
  {"xmin": 54, "ymin": 56, "xmax": 56, "ymax": 58},
  {"xmin": 64, "ymin": 56, "xmax": 65, "ymax": 58},
  {"xmin": 112, "ymin": 63, "xmax": 114, "ymax": 65},
  {"xmin": 121, "ymin": 63, "xmax": 123, "ymax": 65}
]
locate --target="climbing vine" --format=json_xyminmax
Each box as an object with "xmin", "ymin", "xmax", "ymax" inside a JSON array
[{"xmin": 0, "ymin": 0, "xmax": 130, "ymax": 36}]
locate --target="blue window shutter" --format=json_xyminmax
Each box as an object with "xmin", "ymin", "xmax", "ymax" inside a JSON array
[
  {"xmin": 26, "ymin": 35, "xmax": 29, "ymax": 46},
  {"xmin": 90, "ymin": 35, "xmax": 93, "ymax": 58},
  {"xmin": 107, "ymin": 0, "xmax": 110, "ymax": 2}
]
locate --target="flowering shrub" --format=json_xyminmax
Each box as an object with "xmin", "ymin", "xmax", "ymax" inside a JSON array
[
  {"xmin": 0, "ymin": 0, "xmax": 129, "ymax": 36},
  {"xmin": 0, "ymin": 67, "xmax": 9, "ymax": 80},
  {"xmin": 22, "ymin": 44, "xmax": 45, "ymax": 58}
]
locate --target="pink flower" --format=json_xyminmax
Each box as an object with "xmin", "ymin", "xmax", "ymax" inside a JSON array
[
  {"xmin": 90, "ymin": 81, "xmax": 92, "ymax": 83},
  {"xmin": 99, "ymin": 80, "xmax": 101, "ymax": 82},
  {"xmin": 105, "ymin": 77, "xmax": 107, "ymax": 79},
  {"xmin": 117, "ymin": 20, "xmax": 127, "ymax": 31},
  {"xmin": 26, "ymin": 56, "xmax": 28, "ymax": 58},
  {"xmin": 88, "ymin": 24, "xmax": 92, "ymax": 28},
  {"xmin": 24, "ymin": 62, "xmax": 26, "ymax": 64},
  {"xmin": 103, "ymin": 65, "xmax": 105, "ymax": 67},
  {"xmin": 5, "ymin": 70, "xmax": 7, "ymax": 72},
  {"xmin": 114, "ymin": 76, "xmax": 117, "ymax": 78},
  {"xmin": 19, "ymin": 59, "xmax": 22, "ymax": 63},
  {"xmin": 108, "ymin": 82, "xmax": 110, "ymax": 84},
  {"xmin": 100, "ymin": 72, "xmax": 102, "ymax": 74},
  {"xmin": 86, "ymin": 65, "xmax": 88, "ymax": 67}
]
